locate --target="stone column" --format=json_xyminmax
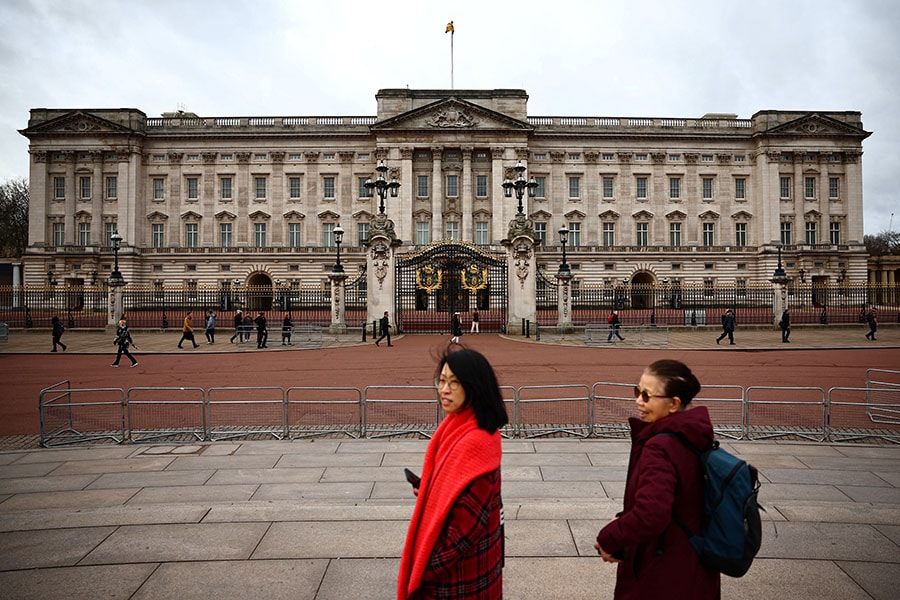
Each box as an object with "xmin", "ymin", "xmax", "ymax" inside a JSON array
[
  {"xmin": 504, "ymin": 217, "xmax": 537, "ymax": 335},
  {"xmin": 366, "ymin": 225, "xmax": 400, "ymax": 330},
  {"xmin": 557, "ymin": 271, "xmax": 574, "ymax": 332},
  {"xmin": 431, "ymin": 147, "xmax": 443, "ymax": 241},
  {"xmin": 12, "ymin": 262, "xmax": 22, "ymax": 308},
  {"xmin": 108, "ymin": 281, "xmax": 126, "ymax": 330},
  {"xmin": 328, "ymin": 271, "xmax": 348, "ymax": 334},
  {"xmin": 461, "ymin": 147, "xmax": 473, "ymax": 241}
]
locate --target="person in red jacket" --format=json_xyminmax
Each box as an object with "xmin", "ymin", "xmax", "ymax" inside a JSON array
[
  {"xmin": 595, "ymin": 359, "xmax": 720, "ymax": 599},
  {"xmin": 398, "ymin": 348, "xmax": 508, "ymax": 599}
]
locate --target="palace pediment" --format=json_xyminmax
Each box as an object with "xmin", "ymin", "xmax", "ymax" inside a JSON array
[
  {"xmin": 20, "ymin": 110, "xmax": 138, "ymax": 136},
  {"xmin": 599, "ymin": 210, "xmax": 620, "ymax": 220},
  {"xmin": 371, "ymin": 97, "xmax": 531, "ymax": 131},
  {"xmin": 764, "ymin": 113, "xmax": 870, "ymax": 138}
]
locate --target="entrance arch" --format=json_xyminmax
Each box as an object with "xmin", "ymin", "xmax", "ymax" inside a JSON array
[
  {"xmin": 246, "ymin": 272, "xmax": 273, "ymax": 312},
  {"xmin": 630, "ymin": 271, "xmax": 656, "ymax": 309},
  {"xmin": 395, "ymin": 241, "xmax": 507, "ymax": 333}
]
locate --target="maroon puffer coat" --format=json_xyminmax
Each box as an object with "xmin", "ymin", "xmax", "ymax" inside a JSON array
[{"xmin": 596, "ymin": 405, "xmax": 720, "ymax": 600}]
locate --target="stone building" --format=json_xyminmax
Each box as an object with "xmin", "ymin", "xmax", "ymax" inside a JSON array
[{"xmin": 19, "ymin": 88, "xmax": 871, "ymax": 319}]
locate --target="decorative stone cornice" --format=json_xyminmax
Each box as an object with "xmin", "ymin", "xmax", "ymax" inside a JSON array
[
  {"xmin": 202, "ymin": 152, "xmax": 217, "ymax": 164},
  {"xmin": 236, "ymin": 152, "xmax": 251, "ymax": 163},
  {"xmin": 400, "ymin": 147, "xmax": 414, "ymax": 160},
  {"xmin": 550, "ymin": 151, "xmax": 566, "ymax": 163},
  {"xmin": 270, "ymin": 151, "xmax": 285, "ymax": 163},
  {"xmin": 304, "ymin": 152, "xmax": 319, "ymax": 163}
]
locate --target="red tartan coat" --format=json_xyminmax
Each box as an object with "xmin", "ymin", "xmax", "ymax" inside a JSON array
[
  {"xmin": 596, "ymin": 406, "xmax": 721, "ymax": 600},
  {"xmin": 399, "ymin": 406, "xmax": 503, "ymax": 600}
]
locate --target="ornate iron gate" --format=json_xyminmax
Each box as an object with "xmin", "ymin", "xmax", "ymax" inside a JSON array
[{"xmin": 396, "ymin": 241, "xmax": 507, "ymax": 333}]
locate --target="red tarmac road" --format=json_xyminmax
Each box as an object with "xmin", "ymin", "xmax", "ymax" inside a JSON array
[{"xmin": 2, "ymin": 335, "xmax": 898, "ymax": 436}]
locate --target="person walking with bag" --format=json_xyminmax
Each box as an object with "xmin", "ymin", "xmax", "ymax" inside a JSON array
[
  {"xmin": 398, "ymin": 348, "xmax": 508, "ymax": 600},
  {"xmin": 255, "ymin": 311, "xmax": 268, "ymax": 348},
  {"xmin": 595, "ymin": 359, "xmax": 719, "ymax": 599},
  {"xmin": 780, "ymin": 309, "xmax": 791, "ymax": 343},
  {"xmin": 450, "ymin": 312, "xmax": 463, "ymax": 344},
  {"xmin": 111, "ymin": 318, "xmax": 139, "ymax": 367},
  {"xmin": 470, "ymin": 309, "xmax": 480, "ymax": 334},
  {"xmin": 375, "ymin": 311, "xmax": 392, "ymax": 346},
  {"xmin": 281, "ymin": 313, "xmax": 294, "ymax": 346},
  {"xmin": 50, "ymin": 315, "xmax": 67, "ymax": 352},
  {"xmin": 607, "ymin": 309, "xmax": 625, "ymax": 342},
  {"xmin": 178, "ymin": 311, "xmax": 199, "ymax": 349},
  {"xmin": 865, "ymin": 307, "xmax": 878, "ymax": 340},
  {"xmin": 205, "ymin": 310, "xmax": 216, "ymax": 344},
  {"xmin": 716, "ymin": 309, "xmax": 736, "ymax": 345},
  {"xmin": 230, "ymin": 310, "xmax": 243, "ymax": 343}
]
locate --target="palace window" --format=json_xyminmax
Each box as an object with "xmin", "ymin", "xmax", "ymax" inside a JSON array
[
  {"xmin": 602, "ymin": 176, "xmax": 614, "ymax": 199},
  {"xmin": 534, "ymin": 176, "xmax": 547, "ymax": 198},
  {"xmin": 254, "ymin": 177, "xmax": 267, "ymax": 200},
  {"xmin": 153, "ymin": 178, "xmax": 165, "ymax": 200},
  {"xmin": 475, "ymin": 221, "xmax": 489, "ymax": 245},
  {"xmin": 323, "ymin": 222, "xmax": 336, "ymax": 247},
  {"xmin": 670, "ymin": 222, "xmax": 682, "ymax": 247},
  {"xmin": 829, "ymin": 177, "xmax": 840, "ymax": 200},
  {"xmin": 829, "ymin": 221, "xmax": 841, "ymax": 244},
  {"xmin": 805, "ymin": 221, "xmax": 817, "ymax": 244},
  {"xmin": 636, "ymin": 177, "xmax": 648, "ymax": 199},
  {"xmin": 445, "ymin": 221, "xmax": 460, "ymax": 240},
  {"xmin": 636, "ymin": 222, "xmax": 648, "ymax": 247},
  {"xmin": 780, "ymin": 221, "xmax": 792, "ymax": 245},
  {"xmin": 288, "ymin": 223, "xmax": 302, "ymax": 248},
  {"xmin": 568, "ymin": 176, "xmax": 580, "ymax": 199},
  {"xmin": 417, "ymin": 175, "xmax": 429, "ymax": 198},
  {"xmin": 476, "ymin": 175, "xmax": 488, "ymax": 197},
  {"xmin": 735, "ymin": 178, "xmax": 746, "ymax": 200},
  {"xmin": 220, "ymin": 223, "xmax": 232, "ymax": 247},
  {"xmin": 735, "ymin": 222, "xmax": 747, "ymax": 247},
  {"xmin": 54, "ymin": 177, "xmax": 65, "ymax": 199},
  {"xmin": 323, "ymin": 177, "xmax": 335, "ymax": 199},
  {"xmin": 669, "ymin": 177, "xmax": 681, "ymax": 200},
  {"xmin": 358, "ymin": 177, "xmax": 373, "ymax": 198},
  {"xmin": 703, "ymin": 222, "xmax": 715, "ymax": 246},
  {"xmin": 446, "ymin": 175, "xmax": 459, "ymax": 197},
  {"xmin": 52, "ymin": 222, "xmax": 65, "ymax": 246},
  {"xmin": 534, "ymin": 222, "xmax": 546, "ymax": 246},
  {"xmin": 568, "ymin": 222, "xmax": 581, "ymax": 246},
  {"xmin": 186, "ymin": 177, "xmax": 199, "ymax": 200},
  {"xmin": 254, "ymin": 222, "xmax": 267, "ymax": 247},
  {"xmin": 106, "ymin": 176, "xmax": 117, "ymax": 200},
  {"xmin": 221, "ymin": 177, "xmax": 233, "ymax": 201},
  {"xmin": 289, "ymin": 176, "xmax": 302, "ymax": 200},
  {"xmin": 78, "ymin": 222, "xmax": 91, "ymax": 246},
  {"xmin": 416, "ymin": 221, "xmax": 430, "ymax": 245},
  {"xmin": 152, "ymin": 223, "xmax": 164, "ymax": 248},
  {"xmin": 702, "ymin": 177, "xmax": 713, "ymax": 200},
  {"xmin": 185, "ymin": 223, "xmax": 198, "ymax": 248},
  {"xmin": 603, "ymin": 222, "xmax": 615, "ymax": 247},
  {"xmin": 79, "ymin": 176, "xmax": 91, "ymax": 199},
  {"xmin": 804, "ymin": 177, "xmax": 816, "ymax": 199},
  {"xmin": 357, "ymin": 222, "xmax": 369, "ymax": 246}
]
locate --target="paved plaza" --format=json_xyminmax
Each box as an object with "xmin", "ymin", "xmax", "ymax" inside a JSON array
[{"xmin": 1, "ymin": 326, "xmax": 898, "ymax": 599}]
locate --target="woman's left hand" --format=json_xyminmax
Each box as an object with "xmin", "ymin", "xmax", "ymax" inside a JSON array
[{"xmin": 594, "ymin": 542, "xmax": 622, "ymax": 563}]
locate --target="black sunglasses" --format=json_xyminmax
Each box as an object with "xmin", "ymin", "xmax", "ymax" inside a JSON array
[{"xmin": 633, "ymin": 385, "xmax": 668, "ymax": 402}]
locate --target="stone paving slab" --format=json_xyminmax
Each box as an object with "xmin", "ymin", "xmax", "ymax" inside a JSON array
[
  {"xmin": 722, "ymin": 558, "xmax": 876, "ymax": 600},
  {"xmin": 833, "ymin": 561, "xmax": 900, "ymax": 600},
  {"xmin": 206, "ymin": 466, "xmax": 324, "ymax": 485},
  {"xmin": 0, "ymin": 504, "xmax": 209, "ymax": 531},
  {"xmin": 316, "ymin": 557, "xmax": 398, "ymax": 600},
  {"xmin": 131, "ymin": 559, "xmax": 330, "ymax": 600},
  {"xmin": 251, "ymin": 482, "xmax": 374, "ymax": 502},
  {"xmin": 0, "ymin": 473, "xmax": 100, "ymax": 493},
  {"xmin": 506, "ymin": 519, "xmax": 578, "ymax": 556},
  {"xmin": 86, "ymin": 469, "xmax": 214, "ymax": 489},
  {"xmin": 0, "ymin": 526, "xmax": 117, "ymax": 569},
  {"xmin": 759, "ymin": 522, "xmax": 900, "ymax": 562},
  {"xmin": 202, "ymin": 501, "xmax": 412, "ymax": 524},
  {"xmin": 128, "ymin": 483, "xmax": 260, "ymax": 504},
  {"xmin": 253, "ymin": 521, "xmax": 408, "ymax": 559},
  {"xmin": 81, "ymin": 522, "xmax": 270, "ymax": 564},
  {"xmin": 774, "ymin": 501, "xmax": 900, "ymax": 525},
  {"xmin": 503, "ymin": 557, "xmax": 617, "ymax": 600},
  {"xmin": 0, "ymin": 487, "xmax": 139, "ymax": 511},
  {"xmin": 0, "ymin": 563, "xmax": 158, "ymax": 600}
]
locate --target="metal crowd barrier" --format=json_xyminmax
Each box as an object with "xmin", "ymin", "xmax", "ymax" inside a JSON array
[
  {"xmin": 865, "ymin": 369, "xmax": 900, "ymax": 424},
  {"xmin": 746, "ymin": 386, "xmax": 827, "ymax": 442},
  {"xmin": 827, "ymin": 386, "xmax": 900, "ymax": 444},
  {"xmin": 36, "ymin": 381, "xmax": 900, "ymax": 446},
  {"xmin": 362, "ymin": 385, "xmax": 441, "ymax": 439},
  {"xmin": 286, "ymin": 386, "xmax": 363, "ymax": 439},
  {"xmin": 40, "ymin": 382, "xmax": 126, "ymax": 447}
]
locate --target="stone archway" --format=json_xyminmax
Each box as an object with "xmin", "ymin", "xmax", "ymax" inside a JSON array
[
  {"xmin": 630, "ymin": 271, "xmax": 656, "ymax": 310},
  {"xmin": 246, "ymin": 272, "xmax": 273, "ymax": 312}
]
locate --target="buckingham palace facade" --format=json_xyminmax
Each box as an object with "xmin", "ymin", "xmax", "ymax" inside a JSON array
[{"xmin": 19, "ymin": 88, "xmax": 870, "ymax": 299}]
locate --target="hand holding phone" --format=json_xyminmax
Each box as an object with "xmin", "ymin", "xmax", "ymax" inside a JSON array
[{"xmin": 404, "ymin": 468, "xmax": 421, "ymax": 488}]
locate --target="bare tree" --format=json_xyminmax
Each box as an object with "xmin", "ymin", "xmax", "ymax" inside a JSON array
[
  {"xmin": 864, "ymin": 230, "xmax": 900, "ymax": 256},
  {"xmin": 0, "ymin": 177, "xmax": 29, "ymax": 258}
]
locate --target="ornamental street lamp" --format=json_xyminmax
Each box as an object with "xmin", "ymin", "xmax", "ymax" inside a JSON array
[
  {"xmin": 557, "ymin": 225, "xmax": 571, "ymax": 277},
  {"xmin": 109, "ymin": 231, "xmax": 124, "ymax": 285},
  {"xmin": 502, "ymin": 160, "xmax": 538, "ymax": 216},
  {"xmin": 364, "ymin": 160, "xmax": 400, "ymax": 215},
  {"xmin": 773, "ymin": 244, "xmax": 787, "ymax": 280},
  {"xmin": 332, "ymin": 224, "xmax": 345, "ymax": 273}
]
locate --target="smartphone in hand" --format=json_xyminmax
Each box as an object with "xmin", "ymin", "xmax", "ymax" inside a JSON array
[{"xmin": 404, "ymin": 468, "xmax": 421, "ymax": 488}]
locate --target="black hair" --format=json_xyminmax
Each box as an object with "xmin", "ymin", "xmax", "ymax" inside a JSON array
[
  {"xmin": 645, "ymin": 359, "xmax": 702, "ymax": 407},
  {"xmin": 435, "ymin": 347, "xmax": 508, "ymax": 433}
]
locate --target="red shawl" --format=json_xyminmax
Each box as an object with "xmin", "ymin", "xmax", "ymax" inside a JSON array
[{"xmin": 397, "ymin": 406, "xmax": 502, "ymax": 599}]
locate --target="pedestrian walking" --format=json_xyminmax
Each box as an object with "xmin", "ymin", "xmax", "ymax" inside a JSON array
[
  {"xmin": 595, "ymin": 359, "xmax": 720, "ymax": 599},
  {"xmin": 205, "ymin": 309, "xmax": 216, "ymax": 344},
  {"xmin": 607, "ymin": 309, "xmax": 626, "ymax": 342},
  {"xmin": 254, "ymin": 311, "xmax": 268, "ymax": 348},
  {"xmin": 470, "ymin": 308, "xmax": 480, "ymax": 334},
  {"xmin": 242, "ymin": 312, "xmax": 254, "ymax": 342},
  {"xmin": 375, "ymin": 311, "xmax": 392, "ymax": 346},
  {"xmin": 716, "ymin": 309, "xmax": 736, "ymax": 345},
  {"xmin": 230, "ymin": 309, "xmax": 243, "ymax": 343},
  {"xmin": 111, "ymin": 318, "xmax": 139, "ymax": 367},
  {"xmin": 50, "ymin": 315, "xmax": 67, "ymax": 352},
  {"xmin": 398, "ymin": 348, "xmax": 507, "ymax": 599},
  {"xmin": 864, "ymin": 307, "xmax": 878, "ymax": 340},
  {"xmin": 450, "ymin": 312, "xmax": 463, "ymax": 344},
  {"xmin": 779, "ymin": 309, "xmax": 791, "ymax": 343},
  {"xmin": 178, "ymin": 311, "xmax": 200, "ymax": 348},
  {"xmin": 281, "ymin": 313, "xmax": 294, "ymax": 345}
]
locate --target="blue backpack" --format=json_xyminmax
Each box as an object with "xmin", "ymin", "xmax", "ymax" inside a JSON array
[{"xmin": 659, "ymin": 433, "xmax": 763, "ymax": 578}]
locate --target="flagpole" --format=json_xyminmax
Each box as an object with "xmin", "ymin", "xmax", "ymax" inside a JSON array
[{"xmin": 451, "ymin": 30, "xmax": 454, "ymax": 89}]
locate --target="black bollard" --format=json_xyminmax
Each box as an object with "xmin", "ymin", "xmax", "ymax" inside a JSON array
[
  {"xmin": 525, "ymin": 319, "xmax": 530, "ymax": 339},
  {"xmin": 68, "ymin": 310, "xmax": 75, "ymax": 330},
  {"xmin": 362, "ymin": 321, "xmax": 367, "ymax": 342}
]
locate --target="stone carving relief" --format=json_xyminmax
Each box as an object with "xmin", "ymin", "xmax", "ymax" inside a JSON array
[
  {"xmin": 426, "ymin": 106, "xmax": 477, "ymax": 128},
  {"xmin": 513, "ymin": 240, "xmax": 533, "ymax": 288},
  {"xmin": 370, "ymin": 240, "xmax": 391, "ymax": 288}
]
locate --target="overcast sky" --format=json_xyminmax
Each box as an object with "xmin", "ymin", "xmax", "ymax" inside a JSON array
[{"xmin": 1, "ymin": 0, "xmax": 898, "ymax": 234}]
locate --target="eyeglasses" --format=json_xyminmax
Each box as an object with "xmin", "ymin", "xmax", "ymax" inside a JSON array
[
  {"xmin": 633, "ymin": 385, "xmax": 668, "ymax": 402},
  {"xmin": 435, "ymin": 378, "xmax": 462, "ymax": 392}
]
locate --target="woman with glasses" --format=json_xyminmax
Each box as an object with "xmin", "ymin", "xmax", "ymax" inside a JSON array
[
  {"xmin": 398, "ymin": 348, "xmax": 508, "ymax": 599},
  {"xmin": 594, "ymin": 359, "xmax": 719, "ymax": 599}
]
